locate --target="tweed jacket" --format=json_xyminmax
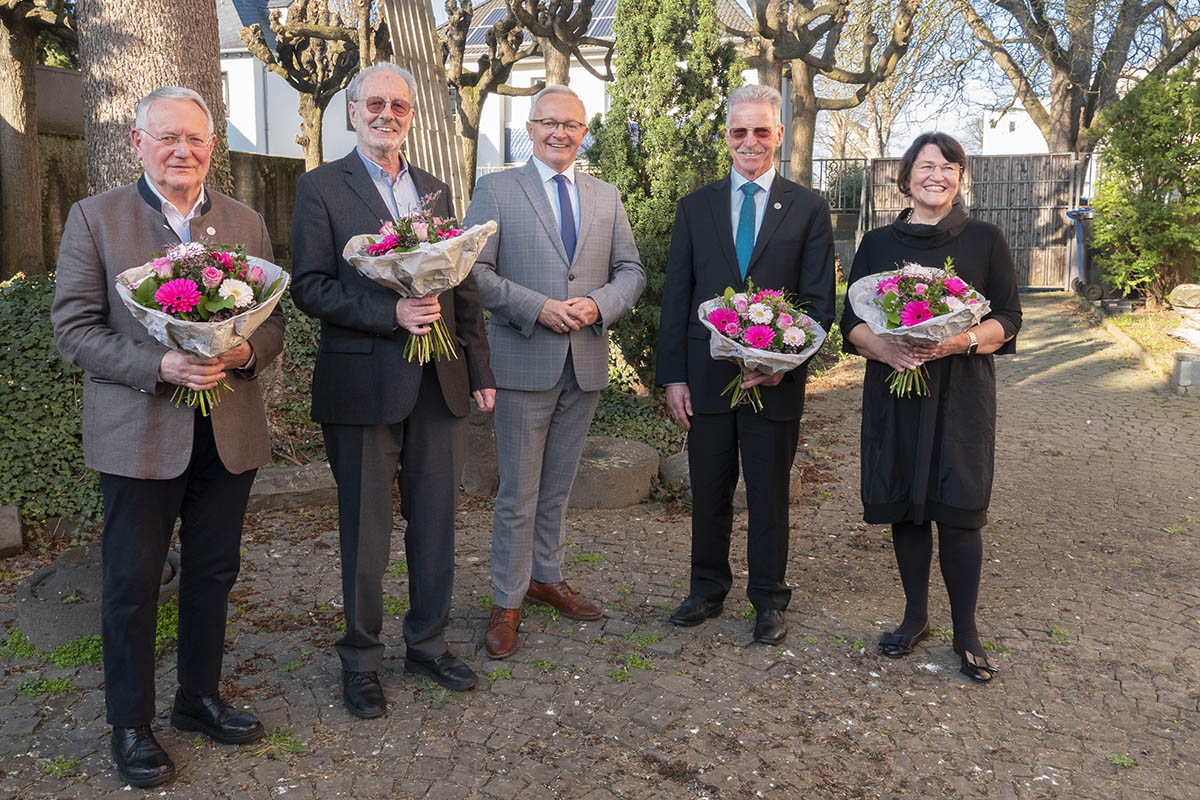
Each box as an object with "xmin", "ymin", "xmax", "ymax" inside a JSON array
[
  {"xmin": 463, "ymin": 161, "xmax": 645, "ymax": 392},
  {"xmin": 289, "ymin": 151, "xmax": 494, "ymax": 424},
  {"xmin": 51, "ymin": 177, "xmax": 284, "ymax": 479}
]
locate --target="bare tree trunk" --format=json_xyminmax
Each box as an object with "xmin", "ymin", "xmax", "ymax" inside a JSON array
[
  {"xmin": 0, "ymin": 14, "xmax": 42, "ymax": 278},
  {"xmin": 455, "ymin": 88, "xmax": 483, "ymax": 196},
  {"xmin": 297, "ymin": 93, "xmax": 326, "ymax": 171},
  {"xmin": 77, "ymin": 0, "xmax": 230, "ymax": 195},
  {"xmin": 788, "ymin": 61, "xmax": 817, "ymax": 188},
  {"xmin": 540, "ymin": 39, "xmax": 570, "ymax": 84}
]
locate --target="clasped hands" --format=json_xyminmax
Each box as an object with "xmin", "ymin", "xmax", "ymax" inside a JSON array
[
  {"xmin": 158, "ymin": 342, "xmax": 252, "ymax": 392},
  {"xmin": 538, "ymin": 297, "xmax": 599, "ymax": 333}
]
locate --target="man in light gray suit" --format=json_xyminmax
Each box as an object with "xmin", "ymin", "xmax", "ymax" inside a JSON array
[{"xmin": 464, "ymin": 85, "xmax": 645, "ymax": 658}]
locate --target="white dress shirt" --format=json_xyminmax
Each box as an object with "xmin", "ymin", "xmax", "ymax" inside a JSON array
[
  {"xmin": 531, "ymin": 156, "xmax": 581, "ymax": 239},
  {"xmin": 729, "ymin": 166, "xmax": 776, "ymax": 242},
  {"xmin": 145, "ymin": 178, "xmax": 206, "ymax": 243},
  {"xmin": 357, "ymin": 146, "xmax": 421, "ymax": 219}
]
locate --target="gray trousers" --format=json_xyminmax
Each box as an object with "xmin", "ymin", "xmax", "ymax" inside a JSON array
[
  {"xmin": 491, "ymin": 352, "xmax": 600, "ymax": 608},
  {"xmin": 323, "ymin": 374, "xmax": 466, "ymax": 669}
]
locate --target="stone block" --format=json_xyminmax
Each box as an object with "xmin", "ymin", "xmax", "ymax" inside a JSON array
[
  {"xmin": 568, "ymin": 436, "xmax": 659, "ymax": 509},
  {"xmin": 461, "ymin": 407, "xmax": 499, "ymax": 497},
  {"xmin": 658, "ymin": 449, "xmax": 804, "ymax": 508},
  {"xmin": 0, "ymin": 505, "xmax": 22, "ymax": 557},
  {"xmin": 247, "ymin": 462, "xmax": 337, "ymax": 512},
  {"xmin": 1169, "ymin": 349, "xmax": 1200, "ymax": 396}
]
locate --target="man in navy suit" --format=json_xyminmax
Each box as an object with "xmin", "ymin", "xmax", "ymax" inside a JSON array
[
  {"xmin": 290, "ymin": 63, "xmax": 495, "ymax": 717},
  {"xmin": 655, "ymin": 84, "xmax": 836, "ymax": 644}
]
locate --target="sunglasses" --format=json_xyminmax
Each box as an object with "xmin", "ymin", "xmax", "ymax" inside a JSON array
[
  {"xmin": 728, "ymin": 126, "xmax": 776, "ymax": 140},
  {"xmin": 361, "ymin": 97, "xmax": 412, "ymax": 117}
]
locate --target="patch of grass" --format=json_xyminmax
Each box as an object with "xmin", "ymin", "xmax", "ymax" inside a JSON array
[
  {"xmin": 281, "ymin": 659, "xmax": 302, "ymax": 672},
  {"xmin": 18, "ymin": 676, "xmax": 75, "ymax": 698},
  {"xmin": 569, "ymin": 552, "xmax": 605, "ymax": 566},
  {"xmin": 1106, "ymin": 310, "xmax": 1183, "ymax": 361},
  {"xmin": 929, "ymin": 627, "xmax": 953, "ymax": 644},
  {"xmin": 1163, "ymin": 524, "xmax": 1184, "ymax": 535},
  {"xmin": 47, "ymin": 634, "xmax": 102, "ymax": 668},
  {"xmin": 1051, "ymin": 625, "xmax": 1071, "ymax": 645},
  {"xmin": 621, "ymin": 652, "xmax": 655, "ymax": 671},
  {"xmin": 383, "ymin": 594, "xmax": 410, "ymax": 617},
  {"xmin": 488, "ymin": 667, "xmax": 512, "ymax": 683},
  {"xmin": 803, "ymin": 636, "xmax": 818, "ymax": 644},
  {"xmin": 983, "ymin": 640, "xmax": 1009, "ymax": 655},
  {"xmin": 0, "ymin": 627, "xmax": 39, "ymax": 660},
  {"xmin": 524, "ymin": 604, "xmax": 560, "ymax": 622},
  {"xmin": 619, "ymin": 583, "xmax": 632, "ymax": 596},
  {"xmin": 881, "ymin": 530, "xmax": 893, "ymax": 542},
  {"xmin": 39, "ymin": 754, "xmax": 80, "ymax": 778},
  {"xmin": 250, "ymin": 728, "xmax": 303, "ymax": 760},
  {"xmin": 334, "ymin": 617, "xmax": 346, "ymax": 634},
  {"xmin": 530, "ymin": 660, "xmax": 559, "ymax": 671},
  {"xmin": 664, "ymin": 582, "xmax": 681, "ymax": 590},
  {"xmin": 851, "ymin": 640, "xmax": 866, "ymax": 650},
  {"xmin": 1105, "ymin": 753, "xmax": 1136, "ymax": 769},
  {"xmin": 478, "ymin": 595, "xmax": 495, "ymax": 611},
  {"xmin": 626, "ymin": 632, "xmax": 667, "ymax": 648},
  {"xmin": 608, "ymin": 667, "xmax": 630, "ymax": 683},
  {"xmin": 387, "ymin": 558, "xmax": 408, "ymax": 578},
  {"xmin": 415, "ymin": 676, "xmax": 461, "ymax": 709},
  {"xmin": 740, "ymin": 604, "xmax": 756, "ymax": 620}
]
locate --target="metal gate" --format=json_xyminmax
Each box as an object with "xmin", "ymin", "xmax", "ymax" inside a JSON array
[{"xmin": 868, "ymin": 153, "xmax": 1080, "ymax": 289}]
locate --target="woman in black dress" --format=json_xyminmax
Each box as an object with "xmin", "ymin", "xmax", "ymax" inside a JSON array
[{"xmin": 840, "ymin": 133, "xmax": 1022, "ymax": 682}]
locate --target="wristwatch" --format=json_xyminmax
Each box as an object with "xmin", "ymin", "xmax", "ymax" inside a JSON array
[{"xmin": 966, "ymin": 330, "xmax": 979, "ymax": 355}]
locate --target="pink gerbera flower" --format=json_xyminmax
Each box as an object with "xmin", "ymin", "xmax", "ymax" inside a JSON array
[
  {"xmin": 742, "ymin": 324, "xmax": 775, "ymax": 348},
  {"xmin": 366, "ymin": 234, "xmax": 402, "ymax": 256},
  {"xmin": 707, "ymin": 307, "xmax": 738, "ymax": 328},
  {"xmin": 943, "ymin": 276, "xmax": 968, "ymax": 296},
  {"xmin": 899, "ymin": 300, "xmax": 933, "ymax": 327},
  {"xmin": 753, "ymin": 289, "xmax": 782, "ymax": 302},
  {"xmin": 155, "ymin": 279, "xmax": 202, "ymax": 314}
]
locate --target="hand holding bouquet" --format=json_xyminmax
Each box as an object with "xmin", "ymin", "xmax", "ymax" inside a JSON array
[
  {"xmin": 116, "ymin": 241, "xmax": 289, "ymax": 414},
  {"xmin": 846, "ymin": 257, "xmax": 990, "ymax": 397},
  {"xmin": 342, "ymin": 192, "xmax": 498, "ymax": 364},
  {"xmin": 697, "ymin": 282, "xmax": 827, "ymax": 411}
]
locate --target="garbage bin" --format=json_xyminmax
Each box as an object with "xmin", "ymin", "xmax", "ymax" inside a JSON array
[{"xmin": 1066, "ymin": 207, "xmax": 1103, "ymax": 300}]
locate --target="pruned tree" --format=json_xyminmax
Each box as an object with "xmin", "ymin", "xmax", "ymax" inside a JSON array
[
  {"xmin": 951, "ymin": 0, "xmax": 1200, "ymax": 154},
  {"xmin": 440, "ymin": 0, "xmax": 541, "ymax": 195},
  {"xmin": 240, "ymin": 0, "xmax": 363, "ymax": 170},
  {"xmin": 505, "ymin": 0, "xmax": 615, "ymax": 85},
  {"xmin": 726, "ymin": 0, "xmax": 922, "ymax": 187},
  {"xmin": 0, "ymin": 0, "xmax": 74, "ymax": 278},
  {"xmin": 77, "ymin": 0, "xmax": 230, "ymax": 195}
]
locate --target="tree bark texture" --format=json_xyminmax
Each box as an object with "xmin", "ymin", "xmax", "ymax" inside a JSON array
[
  {"xmin": 296, "ymin": 93, "xmax": 326, "ymax": 171},
  {"xmin": 540, "ymin": 37, "xmax": 570, "ymax": 84},
  {"xmin": 0, "ymin": 13, "xmax": 42, "ymax": 278},
  {"xmin": 788, "ymin": 60, "xmax": 817, "ymax": 188},
  {"xmin": 77, "ymin": 0, "xmax": 229, "ymax": 195}
]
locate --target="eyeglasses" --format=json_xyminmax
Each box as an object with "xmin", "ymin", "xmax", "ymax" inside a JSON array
[
  {"xmin": 728, "ymin": 126, "xmax": 777, "ymax": 140},
  {"xmin": 530, "ymin": 118, "xmax": 586, "ymax": 134},
  {"xmin": 361, "ymin": 97, "xmax": 412, "ymax": 117},
  {"xmin": 913, "ymin": 163, "xmax": 961, "ymax": 177},
  {"xmin": 137, "ymin": 129, "xmax": 214, "ymax": 151}
]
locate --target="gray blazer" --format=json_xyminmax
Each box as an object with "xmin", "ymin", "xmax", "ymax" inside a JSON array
[
  {"xmin": 51, "ymin": 178, "xmax": 284, "ymax": 479},
  {"xmin": 463, "ymin": 161, "xmax": 644, "ymax": 392}
]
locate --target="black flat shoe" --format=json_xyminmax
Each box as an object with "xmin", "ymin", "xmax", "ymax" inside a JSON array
[
  {"xmin": 753, "ymin": 608, "xmax": 787, "ymax": 644},
  {"xmin": 343, "ymin": 670, "xmax": 387, "ymax": 718},
  {"xmin": 170, "ymin": 689, "xmax": 265, "ymax": 744},
  {"xmin": 877, "ymin": 623, "xmax": 930, "ymax": 659},
  {"xmin": 954, "ymin": 641, "xmax": 999, "ymax": 683},
  {"xmin": 669, "ymin": 595, "xmax": 724, "ymax": 627},
  {"xmin": 404, "ymin": 651, "xmax": 478, "ymax": 691},
  {"xmin": 111, "ymin": 725, "xmax": 175, "ymax": 788}
]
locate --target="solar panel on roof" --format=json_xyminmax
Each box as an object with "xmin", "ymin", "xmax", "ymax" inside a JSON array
[
  {"xmin": 482, "ymin": 7, "xmax": 507, "ymax": 25},
  {"xmin": 466, "ymin": 29, "xmax": 490, "ymax": 46}
]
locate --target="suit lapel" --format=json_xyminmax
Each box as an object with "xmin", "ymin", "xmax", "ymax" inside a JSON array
[
  {"xmin": 516, "ymin": 161, "xmax": 570, "ymax": 266},
  {"xmin": 342, "ymin": 151, "xmax": 394, "ymax": 226},
  {"xmin": 706, "ymin": 176, "xmax": 741, "ymax": 286},
  {"xmin": 573, "ymin": 172, "xmax": 597, "ymax": 266},
  {"xmin": 747, "ymin": 175, "xmax": 794, "ymax": 276}
]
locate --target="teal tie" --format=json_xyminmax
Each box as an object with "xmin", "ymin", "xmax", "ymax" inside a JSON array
[{"xmin": 735, "ymin": 182, "xmax": 759, "ymax": 278}]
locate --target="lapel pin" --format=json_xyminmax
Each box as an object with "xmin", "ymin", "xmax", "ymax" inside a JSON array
[
  {"xmin": 206, "ymin": 226, "xmax": 216, "ymax": 236},
  {"xmin": 773, "ymin": 202, "xmax": 781, "ymax": 210}
]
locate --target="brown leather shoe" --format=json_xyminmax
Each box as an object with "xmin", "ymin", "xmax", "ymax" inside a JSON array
[
  {"xmin": 485, "ymin": 607, "xmax": 520, "ymax": 659},
  {"xmin": 525, "ymin": 580, "xmax": 603, "ymax": 621}
]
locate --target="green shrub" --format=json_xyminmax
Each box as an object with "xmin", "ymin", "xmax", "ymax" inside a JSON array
[{"xmin": 0, "ymin": 273, "xmax": 101, "ymax": 529}]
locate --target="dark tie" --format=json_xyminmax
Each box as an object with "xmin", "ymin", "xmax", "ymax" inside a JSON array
[
  {"xmin": 553, "ymin": 174, "xmax": 577, "ymax": 262},
  {"xmin": 736, "ymin": 182, "xmax": 760, "ymax": 278}
]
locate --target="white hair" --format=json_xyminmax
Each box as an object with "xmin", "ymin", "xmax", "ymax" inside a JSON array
[
  {"xmin": 528, "ymin": 85, "xmax": 585, "ymax": 120},
  {"xmin": 134, "ymin": 87, "xmax": 214, "ymax": 133},
  {"xmin": 347, "ymin": 63, "xmax": 418, "ymax": 105},
  {"xmin": 726, "ymin": 84, "xmax": 783, "ymax": 127}
]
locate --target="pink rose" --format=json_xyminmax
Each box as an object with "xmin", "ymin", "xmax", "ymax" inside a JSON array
[
  {"xmin": 412, "ymin": 222, "xmax": 430, "ymax": 243},
  {"xmin": 733, "ymin": 298, "xmax": 749, "ymax": 315},
  {"xmin": 875, "ymin": 275, "xmax": 901, "ymax": 295},
  {"xmin": 248, "ymin": 264, "xmax": 265, "ymax": 284},
  {"xmin": 151, "ymin": 256, "xmax": 173, "ymax": 278},
  {"xmin": 723, "ymin": 322, "xmax": 741, "ymax": 338},
  {"xmin": 776, "ymin": 312, "xmax": 794, "ymax": 329},
  {"xmin": 914, "ymin": 282, "xmax": 928, "ymax": 295},
  {"xmin": 201, "ymin": 266, "xmax": 223, "ymax": 288}
]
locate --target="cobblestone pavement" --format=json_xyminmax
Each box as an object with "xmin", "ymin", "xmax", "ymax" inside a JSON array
[{"xmin": 2, "ymin": 293, "xmax": 1198, "ymax": 799}]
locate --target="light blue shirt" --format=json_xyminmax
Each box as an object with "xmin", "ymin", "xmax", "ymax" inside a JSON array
[
  {"xmin": 144, "ymin": 178, "xmax": 206, "ymax": 243},
  {"xmin": 531, "ymin": 156, "xmax": 581, "ymax": 239},
  {"xmin": 730, "ymin": 166, "xmax": 776, "ymax": 243},
  {"xmin": 356, "ymin": 147, "xmax": 420, "ymax": 219}
]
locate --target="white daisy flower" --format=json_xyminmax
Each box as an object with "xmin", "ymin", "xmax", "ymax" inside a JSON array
[
  {"xmin": 748, "ymin": 302, "xmax": 773, "ymax": 324},
  {"xmin": 219, "ymin": 278, "xmax": 254, "ymax": 308},
  {"xmin": 782, "ymin": 326, "xmax": 806, "ymax": 346},
  {"xmin": 946, "ymin": 296, "xmax": 965, "ymax": 311},
  {"xmin": 167, "ymin": 241, "xmax": 206, "ymax": 260}
]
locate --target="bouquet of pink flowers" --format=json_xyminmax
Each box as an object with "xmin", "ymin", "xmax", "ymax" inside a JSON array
[
  {"xmin": 116, "ymin": 241, "xmax": 288, "ymax": 414},
  {"xmin": 343, "ymin": 192, "xmax": 498, "ymax": 364},
  {"xmin": 697, "ymin": 282, "xmax": 827, "ymax": 411},
  {"xmin": 846, "ymin": 257, "xmax": 990, "ymax": 396}
]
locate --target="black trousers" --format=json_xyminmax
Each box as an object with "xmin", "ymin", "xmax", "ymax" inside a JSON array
[
  {"xmin": 686, "ymin": 408, "xmax": 800, "ymax": 611},
  {"xmin": 322, "ymin": 369, "xmax": 466, "ymax": 669},
  {"xmin": 99, "ymin": 413, "xmax": 255, "ymax": 727}
]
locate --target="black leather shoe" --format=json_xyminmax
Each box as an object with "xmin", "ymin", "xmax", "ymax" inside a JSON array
[
  {"xmin": 669, "ymin": 595, "xmax": 724, "ymax": 627},
  {"xmin": 404, "ymin": 651, "xmax": 478, "ymax": 691},
  {"xmin": 753, "ymin": 608, "xmax": 787, "ymax": 644},
  {"xmin": 170, "ymin": 689, "xmax": 265, "ymax": 744},
  {"xmin": 111, "ymin": 725, "xmax": 175, "ymax": 788},
  {"xmin": 343, "ymin": 670, "xmax": 387, "ymax": 718}
]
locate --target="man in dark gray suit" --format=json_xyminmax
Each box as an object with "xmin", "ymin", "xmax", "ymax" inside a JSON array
[
  {"xmin": 52, "ymin": 86, "xmax": 281, "ymax": 787},
  {"xmin": 463, "ymin": 86, "xmax": 644, "ymax": 659},
  {"xmin": 290, "ymin": 64, "xmax": 495, "ymax": 717}
]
